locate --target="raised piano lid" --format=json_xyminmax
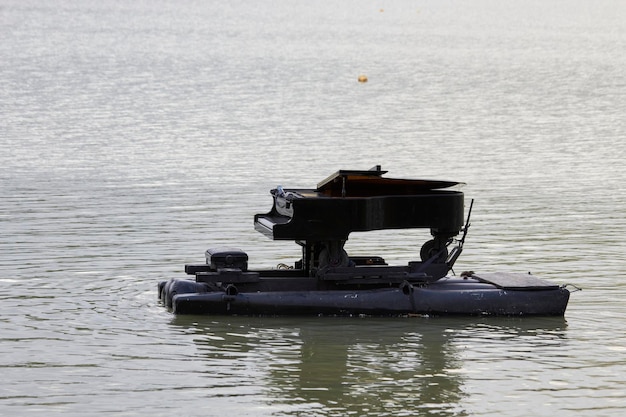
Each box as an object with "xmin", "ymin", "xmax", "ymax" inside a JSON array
[{"xmin": 316, "ymin": 165, "xmax": 462, "ymax": 197}]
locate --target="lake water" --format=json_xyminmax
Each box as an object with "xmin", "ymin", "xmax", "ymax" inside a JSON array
[{"xmin": 1, "ymin": 0, "xmax": 625, "ymax": 415}]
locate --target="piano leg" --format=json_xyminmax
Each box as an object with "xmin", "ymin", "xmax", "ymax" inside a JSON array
[
  {"xmin": 420, "ymin": 238, "xmax": 449, "ymax": 263},
  {"xmin": 318, "ymin": 240, "xmax": 350, "ymax": 268}
]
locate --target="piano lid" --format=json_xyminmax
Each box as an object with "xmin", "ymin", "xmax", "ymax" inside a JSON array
[{"xmin": 316, "ymin": 165, "xmax": 462, "ymax": 198}]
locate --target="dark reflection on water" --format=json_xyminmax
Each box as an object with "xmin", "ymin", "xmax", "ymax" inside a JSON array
[{"xmin": 169, "ymin": 316, "xmax": 567, "ymax": 416}]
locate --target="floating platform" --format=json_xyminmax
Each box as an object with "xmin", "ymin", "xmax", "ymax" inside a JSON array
[{"xmin": 159, "ymin": 166, "xmax": 571, "ymax": 316}]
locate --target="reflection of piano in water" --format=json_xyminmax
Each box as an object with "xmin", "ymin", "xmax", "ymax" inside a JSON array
[
  {"xmin": 170, "ymin": 315, "xmax": 568, "ymax": 416},
  {"xmin": 159, "ymin": 166, "xmax": 571, "ymax": 316},
  {"xmin": 282, "ymin": 319, "xmax": 467, "ymax": 416}
]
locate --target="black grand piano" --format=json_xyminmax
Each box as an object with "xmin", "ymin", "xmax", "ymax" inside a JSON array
[{"xmin": 159, "ymin": 166, "xmax": 571, "ymax": 316}]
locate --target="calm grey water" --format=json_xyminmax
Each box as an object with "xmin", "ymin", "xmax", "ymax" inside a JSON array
[{"xmin": 2, "ymin": 0, "xmax": 625, "ymax": 415}]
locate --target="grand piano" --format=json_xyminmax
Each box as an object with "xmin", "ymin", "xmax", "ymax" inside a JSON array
[{"xmin": 254, "ymin": 165, "xmax": 465, "ymax": 277}]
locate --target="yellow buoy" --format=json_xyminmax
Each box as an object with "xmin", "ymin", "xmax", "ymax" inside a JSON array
[{"xmin": 357, "ymin": 75, "xmax": 368, "ymax": 83}]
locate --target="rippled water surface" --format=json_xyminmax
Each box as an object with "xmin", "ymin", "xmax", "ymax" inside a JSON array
[{"xmin": 2, "ymin": 0, "xmax": 625, "ymax": 415}]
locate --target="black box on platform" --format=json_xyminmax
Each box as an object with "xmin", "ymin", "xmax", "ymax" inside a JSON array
[{"xmin": 205, "ymin": 247, "xmax": 248, "ymax": 271}]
